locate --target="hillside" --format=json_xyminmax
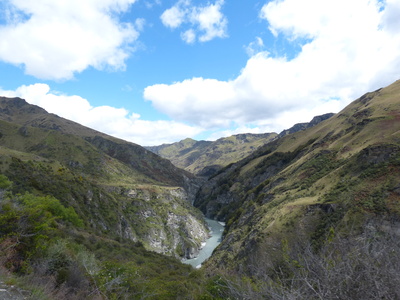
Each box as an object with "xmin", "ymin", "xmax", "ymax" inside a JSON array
[
  {"xmin": 0, "ymin": 97, "xmax": 208, "ymax": 258},
  {"xmin": 194, "ymin": 80, "xmax": 400, "ymax": 296},
  {"xmin": 147, "ymin": 134, "xmax": 277, "ymax": 176},
  {"xmin": 276, "ymin": 112, "xmax": 334, "ymax": 139},
  {"xmin": 0, "ymin": 97, "xmax": 197, "ymax": 188},
  {"xmin": 147, "ymin": 114, "xmax": 333, "ymax": 176},
  {"xmin": 1, "ymin": 79, "xmax": 400, "ymax": 299}
]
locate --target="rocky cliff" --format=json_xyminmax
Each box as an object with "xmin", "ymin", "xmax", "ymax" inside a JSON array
[
  {"xmin": 0, "ymin": 97, "xmax": 208, "ymax": 258},
  {"xmin": 194, "ymin": 81, "xmax": 400, "ymax": 275}
]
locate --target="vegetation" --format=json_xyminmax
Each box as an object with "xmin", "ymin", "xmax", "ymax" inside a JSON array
[
  {"xmin": 0, "ymin": 97, "xmax": 208, "ymax": 259},
  {"xmin": 146, "ymin": 133, "xmax": 277, "ymax": 176},
  {"xmin": 0, "ymin": 79, "xmax": 400, "ymax": 299},
  {"xmin": 195, "ymin": 80, "xmax": 400, "ymax": 297},
  {"xmin": 0, "ymin": 176, "xmax": 211, "ymax": 299},
  {"xmin": 206, "ymin": 224, "xmax": 400, "ymax": 299}
]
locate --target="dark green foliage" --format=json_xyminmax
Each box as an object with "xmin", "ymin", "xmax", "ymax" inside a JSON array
[
  {"xmin": 0, "ymin": 174, "xmax": 12, "ymax": 189},
  {"xmin": 310, "ymin": 206, "xmax": 345, "ymax": 251},
  {"xmin": 0, "ymin": 177, "xmax": 209, "ymax": 299},
  {"xmin": 202, "ymin": 275, "xmax": 231, "ymax": 300},
  {"xmin": 0, "ymin": 189, "xmax": 81, "ymax": 273},
  {"xmin": 297, "ymin": 151, "xmax": 343, "ymax": 190},
  {"xmin": 19, "ymin": 193, "xmax": 83, "ymax": 227}
]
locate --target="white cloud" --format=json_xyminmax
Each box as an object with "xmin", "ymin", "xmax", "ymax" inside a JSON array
[
  {"xmin": 144, "ymin": 0, "xmax": 161, "ymax": 9},
  {"xmin": 144, "ymin": 77, "xmax": 237, "ymax": 128},
  {"xmin": 135, "ymin": 18, "xmax": 146, "ymax": 32},
  {"xmin": 245, "ymin": 37, "xmax": 266, "ymax": 57},
  {"xmin": 145, "ymin": 0, "xmax": 400, "ymax": 134},
  {"xmin": 191, "ymin": 0, "xmax": 227, "ymax": 42},
  {"xmin": 160, "ymin": 0, "xmax": 227, "ymax": 44},
  {"xmin": 181, "ymin": 29, "xmax": 196, "ymax": 44},
  {"xmin": 160, "ymin": 3, "xmax": 187, "ymax": 29},
  {"xmin": 0, "ymin": 0, "xmax": 140, "ymax": 80},
  {"xmin": 381, "ymin": 0, "xmax": 400, "ymax": 35},
  {"xmin": 0, "ymin": 84, "xmax": 202, "ymax": 146},
  {"xmin": 207, "ymin": 126, "xmax": 264, "ymax": 142}
]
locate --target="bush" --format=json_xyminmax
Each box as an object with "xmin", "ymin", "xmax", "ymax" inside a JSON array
[
  {"xmin": 19, "ymin": 193, "xmax": 83, "ymax": 227},
  {"xmin": 214, "ymin": 221, "xmax": 400, "ymax": 300}
]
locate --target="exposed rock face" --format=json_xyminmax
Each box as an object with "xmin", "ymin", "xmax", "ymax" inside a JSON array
[
  {"xmin": 118, "ymin": 187, "xmax": 209, "ymax": 257},
  {"xmin": 195, "ymin": 80, "xmax": 400, "ymax": 275},
  {"xmin": 0, "ymin": 96, "xmax": 209, "ymax": 259},
  {"xmin": 276, "ymin": 113, "xmax": 335, "ymax": 139},
  {"xmin": 118, "ymin": 216, "xmax": 136, "ymax": 241},
  {"xmin": 185, "ymin": 246, "xmax": 200, "ymax": 259},
  {"xmin": 358, "ymin": 144, "xmax": 400, "ymax": 165}
]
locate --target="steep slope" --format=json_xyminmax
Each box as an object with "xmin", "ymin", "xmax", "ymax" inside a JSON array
[
  {"xmin": 147, "ymin": 133, "xmax": 278, "ymax": 176},
  {"xmin": 147, "ymin": 114, "xmax": 334, "ymax": 177},
  {"xmin": 196, "ymin": 80, "xmax": 400, "ymax": 275},
  {"xmin": 276, "ymin": 112, "xmax": 334, "ymax": 139},
  {"xmin": 0, "ymin": 97, "xmax": 197, "ymax": 189},
  {"xmin": 0, "ymin": 97, "xmax": 208, "ymax": 258}
]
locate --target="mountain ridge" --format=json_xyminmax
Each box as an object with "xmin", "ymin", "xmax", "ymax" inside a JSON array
[
  {"xmin": 1, "ymin": 80, "xmax": 400, "ymax": 298},
  {"xmin": 0, "ymin": 96, "xmax": 208, "ymax": 258},
  {"xmin": 146, "ymin": 113, "xmax": 334, "ymax": 176},
  {"xmin": 193, "ymin": 81, "xmax": 400, "ymax": 280}
]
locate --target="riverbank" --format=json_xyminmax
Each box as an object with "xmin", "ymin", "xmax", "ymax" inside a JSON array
[{"xmin": 183, "ymin": 219, "xmax": 225, "ymax": 268}]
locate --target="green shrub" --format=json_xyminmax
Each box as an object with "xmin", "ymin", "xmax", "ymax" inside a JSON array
[
  {"xmin": 0, "ymin": 174, "xmax": 12, "ymax": 189},
  {"xmin": 19, "ymin": 193, "xmax": 83, "ymax": 227}
]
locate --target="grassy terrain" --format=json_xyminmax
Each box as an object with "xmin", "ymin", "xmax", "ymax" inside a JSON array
[
  {"xmin": 0, "ymin": 97, "xmax": 208, "ymax": 259},
  {"xmin": 0, "ymin": 176, "xmax": 211, "ymax": 299},
  {"xmin": 147, "ymin": 133, "xmax": 277, "ymax": 176},
  {"xmin": 196, "ymin": 80, "xmax": 400, "ymax": 279},
  {"xmin": 147, "ymin": 114, "xmax": 333, "ymax": 177},
  {"xmin": 1, "ymin": 79, "xmax": 400, "ymax": 299},
  {"xmin": 0, "ymin": 97, "xmax": 216, "ymax": 298}
]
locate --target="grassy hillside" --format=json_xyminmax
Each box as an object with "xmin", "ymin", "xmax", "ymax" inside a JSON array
[
  {"xmin": 0, "ymin": 178, "xmax": 211, "ymax": 299},
  {"xmin": 147, "ymin": 133, "xmax": 278, "ymax": 176},
  {"xmin": 0, "ymin": 97, "xmax": 217, "ymax": 298},
  {"xmin": 0, "ymin": 97, "xmax": 197, "ymax": 187},
  {"xmin": 147, "ymin": 114, "xmax": 333, "ymax": 177},
  {"xmin": 195, "ymin": 80, "xmax": 400, "ymax": 295},
  {"xmin": 1, "ymin": 78, "xmax": 400, "ymax": 299},
  {"xmin": 0, "ymin": 97, "xmax": 208, "ymax": 259}
]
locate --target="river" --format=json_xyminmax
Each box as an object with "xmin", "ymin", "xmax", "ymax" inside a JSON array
[{"xmin": 183, "ymin": 218, "xmax": 225, "ymax": 268}]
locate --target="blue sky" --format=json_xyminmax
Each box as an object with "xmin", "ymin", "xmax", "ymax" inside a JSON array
[{"xmin": 1, "ymin": 0, "xmax": 400, "ymax": 145}]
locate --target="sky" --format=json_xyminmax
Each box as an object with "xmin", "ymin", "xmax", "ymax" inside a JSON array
[{"xmin": 0, "ymin": 0, "xmax": 400, "ymax": 146}]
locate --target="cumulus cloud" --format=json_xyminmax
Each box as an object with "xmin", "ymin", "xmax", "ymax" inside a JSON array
[
  {"xmin": 160, "ymin": 0, "xmax": 227, "ymax": 43},
  {"xmin": 145, "ymin": 0, "xmax": 400, "ymax": 134},
  {"xmin": 0, "ymin": 84, "xmax": 202, "ymax": 146},
  {"xmin": 0, "ymin": 0, "xmax": 140, "ymax": 80}
]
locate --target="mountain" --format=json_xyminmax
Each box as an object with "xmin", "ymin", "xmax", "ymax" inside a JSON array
[
  {"xmin": 147, "ymin": 133, "xmax": 277, "ymax": 176},
  {"xmin": 0, "ymin": 97, "xmax": 208, "ymax": 258},
  {"xmin": 276, "ymin": 112, "xmax": 335, "ymax": 139},
  {"xmin": 146, "ymin": 114, "xmax": 334, "ymax": 177},
  {"xmin": 1, "ymin": 79, "xmax": 400, "ymax": 299},
  {"xmin": 194, "ymin": 80, "xmax": 400, "ymax": 288}
]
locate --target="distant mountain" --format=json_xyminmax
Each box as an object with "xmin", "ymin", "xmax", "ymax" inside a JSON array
[
  {"xmin": 194, "ymin": 80, "xmax": 400, "ymax": 281},
  {"xmin": 1, "ymin": 79, "xmax": 400, "ymax": 298},
  {"xmin": 276, "ymin": 113, "xmax": 335, "ymax": 139},
  {"xmin": 147, "ymin": 133, "xmax": 277, "ymax": 176},
  {"xmin": 150, "ymin": 134, "xmax": 277, "ymax": 176},
  {"xmin": 0, "ymin": 97, "xmax": 208, "ymax": 258},
  {"xmin": 147, "ymin": 114, "xmax": 334, "ymax": 177}
]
